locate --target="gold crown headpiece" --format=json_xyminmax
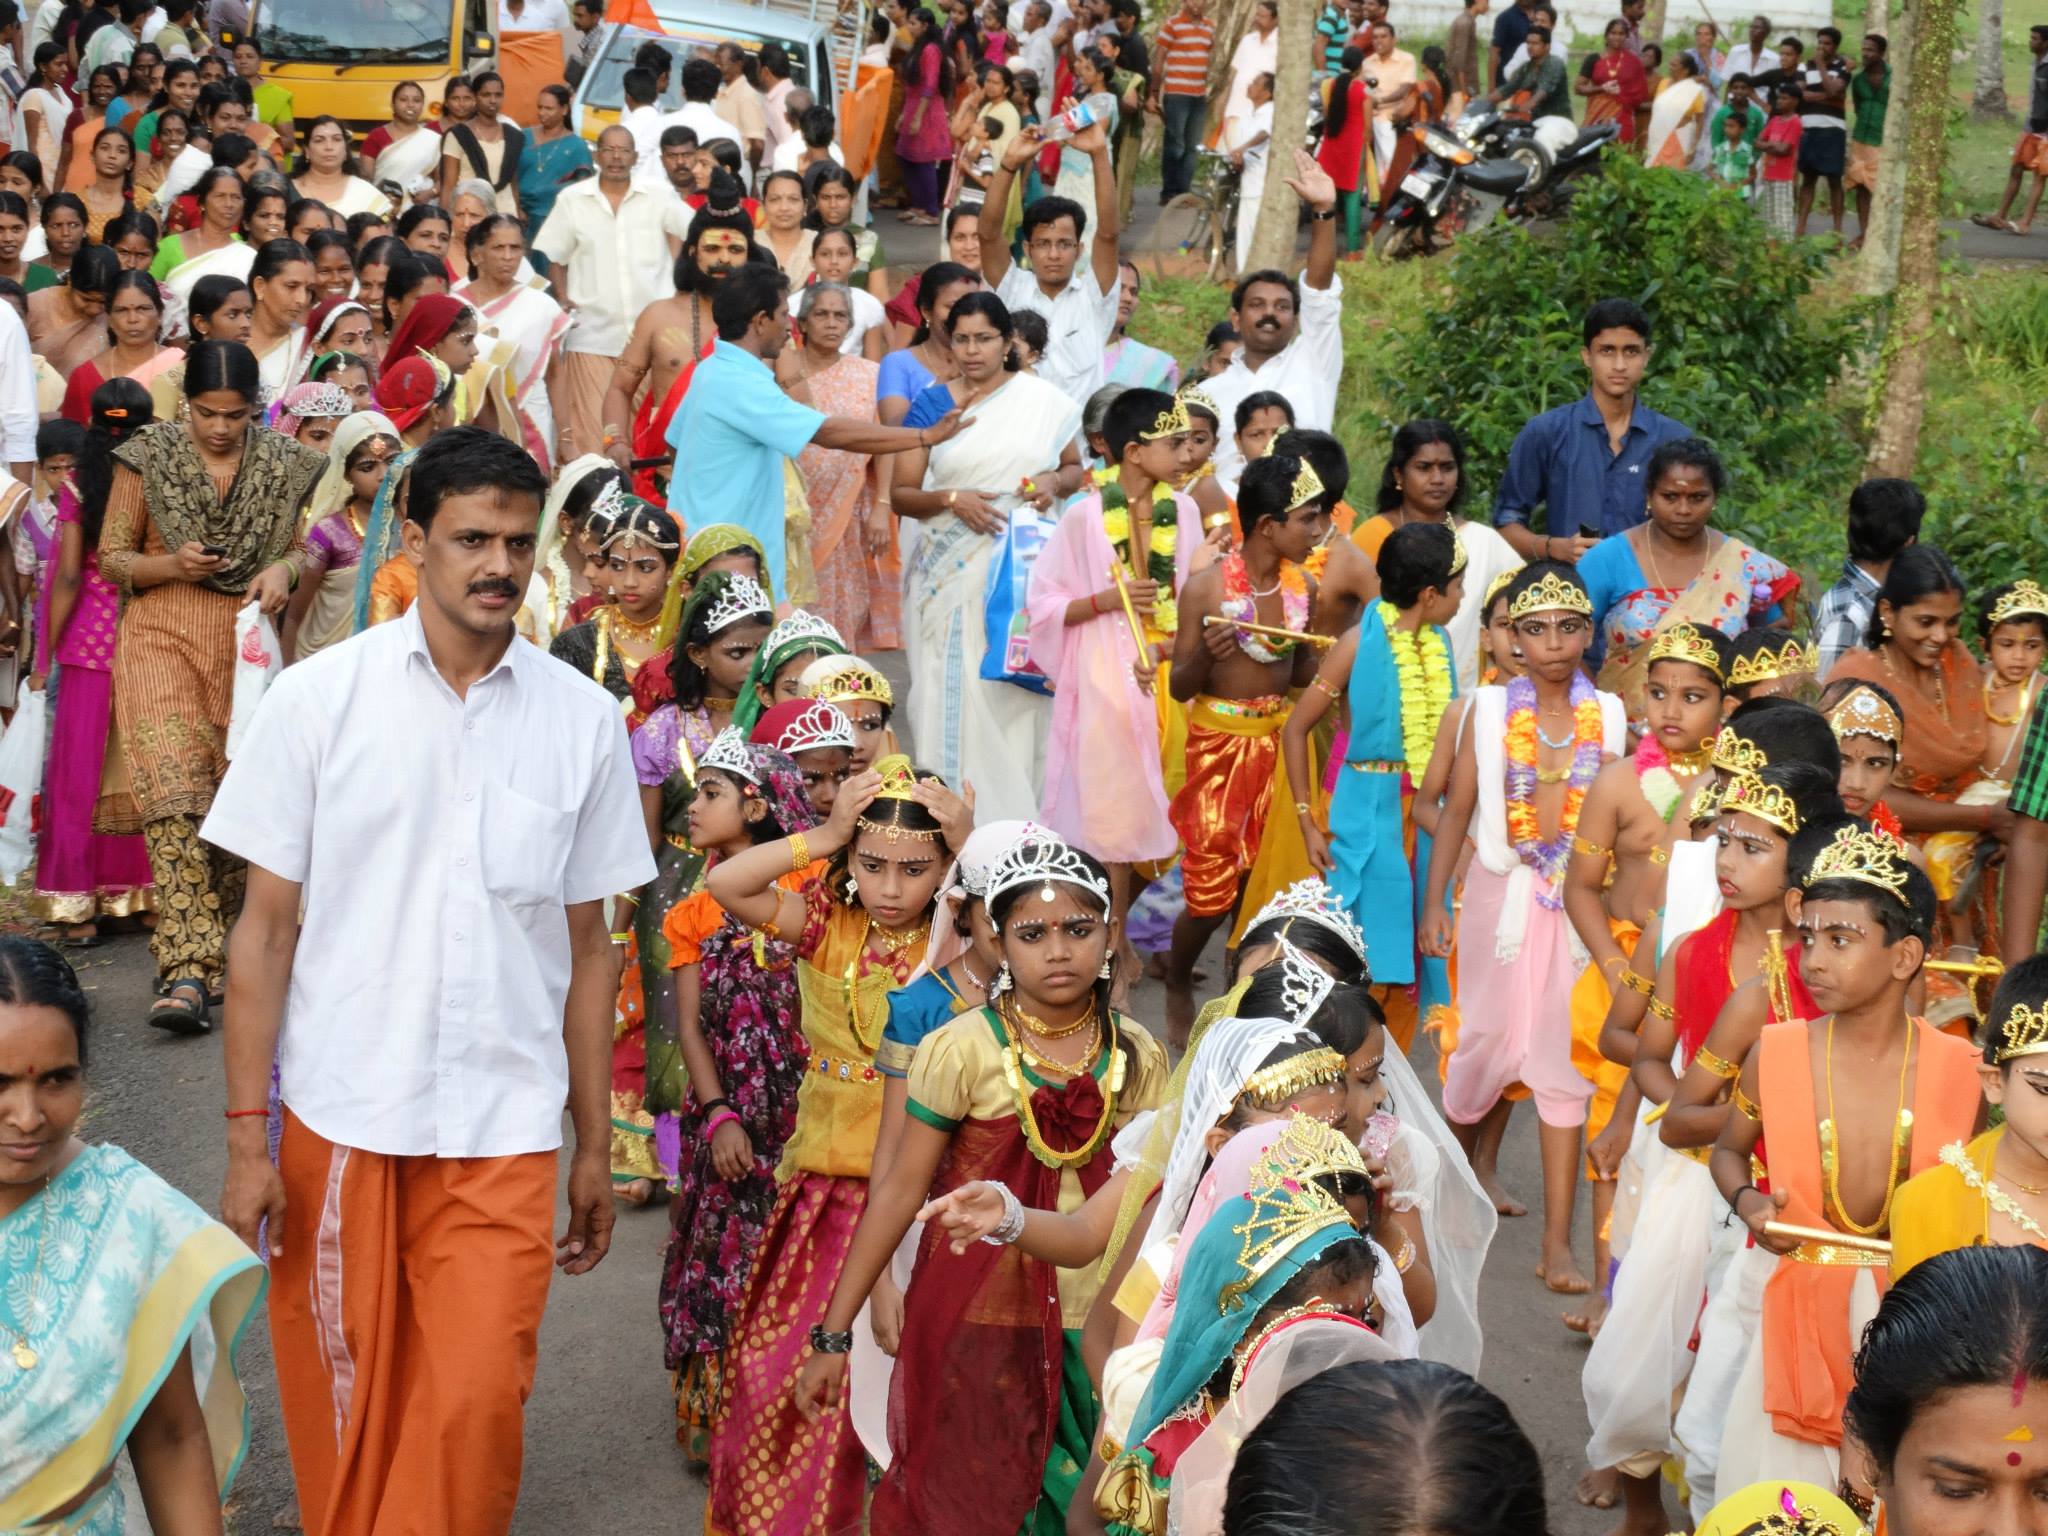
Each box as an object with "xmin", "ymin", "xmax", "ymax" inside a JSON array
[
  {"xmin": 1218, "ymin": 1162, "xmax": 1355, "ymax": 1313},
  {"xmin": 1988, "ymin": 579, "xmax": 2048, "ymax": 630},
  {"xmin": 1688, "ymin": 775, "xmax": 1728, "ymax": 825},
  {"xmin": 1727, "ymin": 634, "xmax": 1812, "ymax": 689},
  {"xmin": 801, "ymin": 655, "xmax": 894, "ymax": 709},
  {"xmin": 1805, "ymin": 822, "xmax": 1910, "ymax": 900},
  {"xmin": 1250, "ymin": 1111, "xmax": 1371, "ymax": 1191},
  {"xmin": 1646, "ymin": 622, "xmax": 1725, "ymax": 681},
  {"xmin": 1446, "ymin": 531, "xmax": 1468, "ymax": 580},
  {"xmin": 1737, "ymin": 1484, "xmax": 1860, "ymax": 1536},
  {"xmin": 1176, "ymin": 384, "xmax": 1220, "ymax": 421},
  {"xmin": 1719, "ymin": 771, "xmax": 1800, "ymax": 836},
  {"xmin": 1288, "ymin": 456, "xmax": 1326, "ymax": 511},
  {"xmin": 855, "ymin": 753, "xmax": 941, "ymax": 842},
  {"xmin": 1827, "ymin": 684, "xmax": 1902, "ymax": 747},
  {"xmin": 1239, "ymin": 1046, "xmax": 1347, "ymax": 1112},
  {"xmin": 1993, "ymin": 1002, "xmax": 2048, "ymax": 1064},
  {"xmin": 1140, "ymin": 394, "xmax": 1192, "ymax": 441},
  {"xmin": 1711, "ymin": 725, "xmax": 1769, "ymax": 776},
  {"xmin": 1482, "ymin": 565, "xmax": 1524, "ymax": 612},
  {"xmin": 1506, "ymin": 568, "xmax": 1593, "ymax": 621}
]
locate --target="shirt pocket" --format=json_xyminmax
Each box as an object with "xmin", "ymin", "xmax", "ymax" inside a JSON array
[{"xmin": 480, "ymin": 779, "xmax": 577, "ymax": 909}]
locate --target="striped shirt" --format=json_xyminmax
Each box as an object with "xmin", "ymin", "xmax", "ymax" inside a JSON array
[{"xmin": 1156, "ymin": 10, "xmax": 1216, "ymax": 95}]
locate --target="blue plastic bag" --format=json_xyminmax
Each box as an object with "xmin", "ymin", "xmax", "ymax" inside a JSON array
[{"xmin": 980, "ymin": 505, "xmax": 1055, "ymax": 696}]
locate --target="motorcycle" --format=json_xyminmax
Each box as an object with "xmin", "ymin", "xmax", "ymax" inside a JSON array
[
  {"xmin": 1371, "ymin": 119, "xmax": 1537, "ymax": 258},
  {"xmin": 1452, "ymin": 103, "xmax": 1624, "ymax": 218}
]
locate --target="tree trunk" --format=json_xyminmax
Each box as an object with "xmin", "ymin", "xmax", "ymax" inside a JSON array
[
  {"xmin": 1643, "ymin": 0, "xmax": 1669, "ymax": 55},
  {"xmin": 1244, "ymin": 6, "xmax": 1312, "ymax": 269},
  {"xmin": 1863, "ymin": 0, "xmax": 1959, "ymax": 478},
  {"xmin": 1858, "ymin": 0, "xmax": 1915, "ymax": 296},
  {"xmin": 1972, "ymin": 0, "xmax": 2008, "ymax": 116}
]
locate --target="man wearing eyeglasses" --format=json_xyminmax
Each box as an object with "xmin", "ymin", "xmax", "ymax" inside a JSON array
[{"xmin": 977, "ymin": 114, "xmax": 1122, "ymax": 404}]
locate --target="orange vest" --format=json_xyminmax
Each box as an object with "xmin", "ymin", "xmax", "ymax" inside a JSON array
[{"xmin": 1757, "ymin": 1017, "xmax": 1981, "ymax": 1446}]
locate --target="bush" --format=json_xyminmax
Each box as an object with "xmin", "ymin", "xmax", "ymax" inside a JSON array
[{"xmin": 1374, "ymin": 153, "xmax": 1870, "ymax": 580}]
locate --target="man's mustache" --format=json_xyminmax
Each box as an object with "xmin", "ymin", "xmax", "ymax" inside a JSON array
[{"xmin": 468, "ymin": 579, "xmax": 520, "ymax": 599}]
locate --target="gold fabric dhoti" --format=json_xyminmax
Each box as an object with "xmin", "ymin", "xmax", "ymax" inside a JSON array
[
  {"xmin": 1569, "ymin": 917, "xmax": 1641, "ymax": 1176},
  {"xmin": 1169, "ymin": 694, "xmax": 1287, "ymax": 919}
]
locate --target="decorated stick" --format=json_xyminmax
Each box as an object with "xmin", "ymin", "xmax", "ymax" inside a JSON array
[
  {"xmin": 1107, "ymin": 560, "xmax": 1151, "ymax": 660},
  {"xmin": 1762, "ymin": 1221, "xmax": 1891, "ymax": 1256},
  {"xmin": 1202, "ymin": 614, "xmax": 1338, "ymax": 648},
  {"xmin": 1925, "ymin": 955, "xmax": 2008, "ymax": 979}
]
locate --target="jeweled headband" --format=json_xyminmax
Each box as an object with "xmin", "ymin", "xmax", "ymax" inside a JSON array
[
  {"xmin": 1989, "ymin": 579, "xmax": 2048, "ymax": 629},
  {"xmin": 769, "ymin": 699, "xmax": 855, "ymax": 756},
  {"xmin": 855, "ymin": 753, "xmax": 941, "ymax": 843},
  {"xmin": 697, "ymin": 727, "xmax": 758, "ymax": 785},
  {"xmin": 1140, "ymin": 394, "xmax": 1192, "ymax": 441},
  {"xmin": 1718, "ymin": 771, "xmax": 1799, "ymax": 836},
  {"xmin": 984, "ymin": 829, "xmax": 1112, "ymax": 909},
  {"xmin": 1248, "ymin": 878, "xmax": 1368, "ymax": 965},
  {"xmin": 1727, "ymin": 634, "xmax": 1811, "ymax": 689},
  {"xmin": 1827, "ymin": 684, "xmax": 1902, "ymax": 747},
  {"xmin": 1710, "ymin": 725, "xmax": 1768, "ymax": 776},
  {"xmin": 698, "ymin": 572, "xmax": 774, "ymax": 635},
  {"xmin": 1506, "ymin": 568, "xmax": 1593, "ymax": 620},
  {"xmin": 1805, "ymin": 822, "xmax": 1911, "ymax": 899},
  {"xmin": 1992, "ymin": 1002, "xmax": 2048, "ymax": 1065},
  {"xmin": 1646, "ymin": 622, "xmax": 1725, "ymax": 682}
]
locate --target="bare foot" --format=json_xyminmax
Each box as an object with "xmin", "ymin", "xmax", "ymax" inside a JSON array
[
  {"xmin": 615, "ymin": 1178, "xmax": 657, "ymax": 1208},
  {"xmin": 272, "ymin": 1498, "xmax": 303, "ymax": 1529},
  {"xmin": 1477, "ymin": 1169, "xmax": 1527, "ymax": 1217},
  {"xmin": 1536, "ymin": 1248, "xmax": 1592, "ymax": 1294},
  {"xmin": 1562, "ymin": 1290, "xmax": 1608, "ymax": 1337},
  {"xmin": 1164, "ymin": 983, "xmax": 1197, "ymax": 1053},
  {"xmin": 1576, "ymin": 1468, "xmax": 1619, "ymax": 1510},
  {"xmin": 1605, "ymin": 1471, "xmax": 1674, "ymax": 1536}
]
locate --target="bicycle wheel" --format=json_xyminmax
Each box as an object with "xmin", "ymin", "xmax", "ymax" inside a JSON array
[{"xmin": 1153, "ymin": 193, "xmax": 1220, "ymax": 282}]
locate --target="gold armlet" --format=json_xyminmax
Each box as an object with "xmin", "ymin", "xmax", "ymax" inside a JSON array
[
  {"xmin": 1646, "ymin": 997, "xmax": 1675, "ymax": 1022},
  {"xmin": 1730, "ymin": 1082, "xmax": 1762, "ymax": 1121},
  {"xmin": 1694, "ymin": 1045, "xmax": 1740, "ymax": 1081},
  {"xmin": 1309, "ymin": 675, "xmax": 1342, "ymax": 699},
  {"xmin": 1647, "ymin": 845, "xmax": 1670, "ymax": 866},
  {"xmin": 1392, "ymin": 1235, "xmax": 1416, "ymax": 1274},
  {"xmin": 1618, "ymin": 967, "xmax": 1655, "ymax": 997},
  {"xmin": 1572, "ymin": 834, "xmax": 1612, "ymax": 859}
]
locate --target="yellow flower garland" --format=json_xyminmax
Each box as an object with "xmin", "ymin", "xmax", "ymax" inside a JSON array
[
  {"xmin": 1102, "ymin": 503, "xmax": 1182, "ymax": 634},
  {"xmin": 1380, "ymin": 602, "xmax": 1454, "ymax": 772}
]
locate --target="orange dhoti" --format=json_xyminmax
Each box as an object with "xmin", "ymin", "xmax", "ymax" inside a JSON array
[
  {"xmin": 1169, "ymin": 694, "xmax": 1288, "ymax": 919},
  {"xmin": 270, "ymin": 1108, "xmax": 557, "ymax": 1536},
  {"xmin": 1568, "ymin": 917, "xmax": 1640, "ymax": 1174}
]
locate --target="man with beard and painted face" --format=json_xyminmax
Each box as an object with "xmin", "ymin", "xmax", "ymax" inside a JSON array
[{"xmin": 600, "ymin": 172, "xmax": 763, "ymax": 500}]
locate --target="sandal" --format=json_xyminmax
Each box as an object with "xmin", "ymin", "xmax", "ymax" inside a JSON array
[
  {"xmin": 147, "ymin": 980, "xmax": 211, "ymax": 1036},
  {"xmin": 1972, "ymin": 212, "xmax": 2013, "ymax": 231}
]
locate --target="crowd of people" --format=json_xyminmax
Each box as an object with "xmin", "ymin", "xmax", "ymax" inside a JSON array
[{"xmin": 1, "ymin": 4, "xmax": 2048, "ymax": 1536}]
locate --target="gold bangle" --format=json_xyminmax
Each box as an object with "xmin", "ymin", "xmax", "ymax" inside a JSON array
[
  {"xmin": 1694, "ymin": 1045, "xmax": 1741, "ymax": 1081},
  {"xmin": 1294, "ymin": 800, "xmax": 1313, "ymax": 818},
  {"xmin": 1572, "ymin": 834, "xmax": 1611, "ymax": 859},
  {"xmin": 1646, "ymin": 997, "xmax": 1675, "ymax": 1022},
  {"xmin": 788, "ymin": 832, "xmax": 810, "ymax": 873},
  {"xmin": 1393, "ymin": 1235, "xmax": 1416, "ymax": 1274},
  {"xmin": 1730, "ymin": 1081, "xmax": 1762, "ymax": 1121},
  {"xmin": 1618, "ymin": 967, "xmax": 1655, "ymax": 997}
]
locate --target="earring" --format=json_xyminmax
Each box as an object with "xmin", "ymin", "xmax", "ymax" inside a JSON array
[
  {"xmin": 844, "ymin": 872, "xmax": 860, "ymax": 903},
  {"xmin": 994, "ymin": 961, "xmax": 1012, "ymax": 995},
  {"xmin": 1099, "ymin": 952, "xmax": 1114, "ymax": 980}
]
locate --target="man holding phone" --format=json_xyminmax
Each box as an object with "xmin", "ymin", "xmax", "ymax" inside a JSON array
[{"xmin": 1491, "ymin": 297, "xmax": 1694, "ymax": 563}]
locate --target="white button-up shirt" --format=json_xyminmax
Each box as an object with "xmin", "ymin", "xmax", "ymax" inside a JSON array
[
  {"xmin": 202, "ymin": 608, "xmax": 656, "ymax": 1158},
  {"xmin": 1205, "ymin": 267, "xmax": 1345, "ymax": 488},
  {"xmin": 996, "ymin": 261, "xmax": 1120, "ymax": 407},
  {"xmin": 532, "ymin": 175, "xmax": 694, "ymax": 355},
  {"xmin": 0, "ymin": 305, "xmax": 36, "ymax": 465}
]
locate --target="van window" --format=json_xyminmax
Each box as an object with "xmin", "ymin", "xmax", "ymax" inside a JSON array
[
  {"xmin": 254, "ymin": 0, "xmax": 457, "ymax": 64},
  {"xmin": 580, "ymin": 25, "xmax": 816, "ymax": 113}
]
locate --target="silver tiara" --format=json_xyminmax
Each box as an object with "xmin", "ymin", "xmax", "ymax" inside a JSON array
[
  {"xmin": 763, "ymin": 608, "xmax": 845, "ymax": 659},
  {"xmin": 1277, "ymin": 939, "xmax": 1337, "ymax": 1027},
  {"xmin": 984, "ymin": 831, "xmax": 1111, "ymax": 909},
  {"xmin": 702, "ymin": 573, "xmax": 775, "ymax": 636},
  {"xmin": 1248, "ymin": 878, "xmax": 1368, "ymax": 964},
  {"xmin": 291, "ymin": 383, "xmax": 353, "ymax": 420},
  {"xmin": 587, "ymin": 478, "xmax": 631, "ymax": 528},
  {"xmin": 772, "ymin": 700, "xmax": 855, "ymax": 755},
  {"xmin": 697, "ymin": 727, "xmax": 758, "ymax": 784}
]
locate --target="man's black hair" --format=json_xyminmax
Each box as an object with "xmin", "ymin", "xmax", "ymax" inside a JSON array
[
  {"xmin": 1728, "ymin": 70, "xmax": 1752, "ymax": 85},
  {"xmin": 621, "ymin": 67, "xmax": 657, "ymax": 107},
  {"xmin": 633, "ymin": 38, "xmax": 672, "ymax": 77},
  {"xmin": 800, "ymin": 105, "xmax": 835, "ymax": 148},
  {"xmin": 1845, "ymin": 477, "xmax": 1924, "ymax": 563},
  {"xmin": 1230, "ymin": 266, "xmax": 1300, "ymax": 313},
  {"xmin": 659, "ymin": 123, "xmax": 700, "ymax": 151},
  {"xmin": 712, "ymin": 261, "xmax": 790, "ymax": 341},
  {"xmin": 1273, "ymin": 428, "xmax": 1348, "ymax": 510},
  {"xmin": 1234, "ymin": 389, "xmax": 1293, "ymax": 434},
  {"xmin": 1778, "ymin": 34, "xmax": 1804, "ymax": 50},
  {"xmin": 1103, "ymin": 388, "xmax": 1175, "ymax": 462},
  {"xmin": 407, "ymin": 424, "xmax": 548, "ymax": 529},
  {"xmin": 681, "ymin": 57, "xmax": 721, "ymax": 103},
  {"xmin": 1816, "ymin": 24, "xmax": 1841, "ymax": 44},
  {"xmin": 1864, "ymin": 32, "xmax": 1887, "ymax": 54},
  {"xmin": 1239, "ymin": 453, "xmax": 1306, "ymax": 532},
  {"xmin": 1526, "ymin": 25, "xmax": 1552, "ymax": 43},
  {"xmin": 1582, "ymin": 296, "xmax": 1651, "ymax": 346},
  {"xmin": 1378, "ymin": 522, "xmax": 1459, "ymax": 610},
  {"xmin": 1019, "ymin": 193, "xmax": 1088, "ymax": 243},
  {"xmin": 760, "ymin": 41, "xmax": 791, "ymax": 79}
]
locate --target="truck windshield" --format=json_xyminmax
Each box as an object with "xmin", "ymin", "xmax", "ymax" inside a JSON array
[
  {"xmin": 582, "ymin": 24, "xmax": 815, "ymax": 112},
  {"xmin": 253, "ymin": 0, "xmax": 454, "ymax": 64}
]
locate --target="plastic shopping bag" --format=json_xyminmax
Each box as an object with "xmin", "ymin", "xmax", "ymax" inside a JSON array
[
  {"xmin": 0, "ymin": 680, "xmax": 47, "ymax": 884},
  {"xmin": 226, "ymin": 601, "xmax": 282, "ymax": 760},
  {"xmin": 980, "ymin": 503, "xmax": 1054, "ymax": 697}
]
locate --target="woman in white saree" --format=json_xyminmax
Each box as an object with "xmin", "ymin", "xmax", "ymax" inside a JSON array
[
  {"xmin": 893, "ymin": 290, "xmax": 1083, "ymax": 822},
  {"xmin": 1644, "ymin": 51, "xmax": 1710, "ymax": 168},
  {"xmin": 362, "ymin": 80, "xmax": 443, "ymax": 209},
  {"xmin": 451, "ymin": 212, "xmax": 566, "ymax": 472}
]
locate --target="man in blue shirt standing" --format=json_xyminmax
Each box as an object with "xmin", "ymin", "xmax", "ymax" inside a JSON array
[
  {"xmin": 1491, "ymin": 297, "xmax": 1693, "ymax": 564},
  {"xmin": 668, "ymin": 264, "xmax": 962, "ymax": 599}
]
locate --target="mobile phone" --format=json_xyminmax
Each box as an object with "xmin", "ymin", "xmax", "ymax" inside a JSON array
[
  {"xmin": 1577, "ymin": 521, "xmax": 1600, "ymax": 541},
  {"xmin": 200, "ymin": 544, "xmax": 226, "ymax": 558}
]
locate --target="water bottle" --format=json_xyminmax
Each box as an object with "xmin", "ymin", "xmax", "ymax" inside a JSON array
[{"xmin": 1039, "ymin": 99, "xmax": 1100, "ymax": 143}]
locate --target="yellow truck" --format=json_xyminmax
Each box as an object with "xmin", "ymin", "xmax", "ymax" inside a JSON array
[{"xmin": 241, "ymin": 0, "xmax": 501, "ymax": 136}]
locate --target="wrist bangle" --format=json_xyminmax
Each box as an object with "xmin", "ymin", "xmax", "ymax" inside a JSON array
[
  {"xmin": 808, "ymin": 1322, "xmax": 855, "ymax": 1354},
  {"xmin": 1728, "ymin": 1182, "xmax": 1759, "ymax": 1214},
  {"xmin": 980, "ymin": 1180, "xmax": 1026, "ymax": 1246},
  {"xmin": 698, "ymin": 1097, "xmax": 731, "ymax": 1116},
  {"xmin": 224, "ymin": 1107, "xmax": 269, "ymax": 1119},
  {"xmin": 1294, "ymin": 800, "xmax": 1313, "ymax": 818},
  {"xmin": 788, "ymin": 831, "xmax": 810, "ymax": 872},
  {"xmin": 704, "ymin": 1108, "xmax": 743, "ymax": 1139}
]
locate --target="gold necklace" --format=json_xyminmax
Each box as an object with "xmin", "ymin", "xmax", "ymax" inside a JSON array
[
  {"xmin": 868, "ymin": 919, "xmax": 930, "ymax": 962},
  {"xmin": 1007, "ymin": 995, "xmax": 1097, "ymax": 1041},
  {"xmin": 1984, "ymin": 674, "xmax": 2036, "ymax": 728},
  {"xmin": 1880, "ymin": 643, "xmax": 1948, "ymax": 718},
  {"xmin": 610, "ymin": 608, "xmax": 662, "ymax": 643},
  {"xmin": 1944, "ymin": 1140, "xmax": 2048, "ymax": 1243},
  {"xmin": 1666, "ymin": 741, "xmax": 1713, "ymax": 773},
  {"xmin": 1013, "ymin": 1016, "xmax": 1102, "ymax": 1079},
  {"xmin": 704, "ymin": 695, "xmax": 738, "ymax": 711},
  {"xmin": 995, "ymin": 1006, "xmax": 1122, "ymax": 1170},
  {"xmin": 0, "ymin": 1174, "xmax": 53, "ymax": 1370},
  {"xmin": 1819, "ymin": 1014, "xmax": 1914, "ymax": 1237}
]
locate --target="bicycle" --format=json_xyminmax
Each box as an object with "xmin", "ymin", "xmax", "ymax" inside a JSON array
[{"xmin": 1152, "ymin": 148, "xmax": 1241, "ymax": 284}]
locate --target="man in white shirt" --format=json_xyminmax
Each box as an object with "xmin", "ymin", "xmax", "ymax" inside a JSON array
[
  {"xmin": 1229, "ymin": 71, "xmax": 1274, "ymax": 272},
  {"xmin": 655, "ymin": 54, "xmax": 741, "ymax": 156},
  {"xmin": 1205, "ymin": 148, "xmax": 1343, "ymax": 488},
  {"xmin": 0, "ymin": 302, "xmax": 34, "ymax": 484},
  {"xmin": 212, "ymin": 426, "xmax": 655, "ymax": 1536},
  {"xmin": 533, "ymin": 125, "xmax": 694, "ymax": 458},
  {"xmin": 498, "ymin": 0, "xmax": 570, "ymax": 30},
  {"xmin": 1014, "ymin": 0, "xmax": 1057, "ymax": 117},
  {"xmin": 1723, "ymin": 13, "xmax": 1774, "ymax": 87},
  {"xmin": 769, "ymin": 91, "xmax": 848, "ymax": 175},
  {"xmin": 617, "ymin": 65, "xmax": 667, "ymax": 170},
  {"xmin": 1009, "ymin": 0, "xmax": 1070, "ymax": 36},
  {"xmin": 977, "ymin": 115, "xmax": 1122, "ymax": 405}
]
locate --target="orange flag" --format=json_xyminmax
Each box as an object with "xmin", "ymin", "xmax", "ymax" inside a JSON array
[{"xmin": 605, "ymin": 0, "xmax": 666, "ymax": 31}]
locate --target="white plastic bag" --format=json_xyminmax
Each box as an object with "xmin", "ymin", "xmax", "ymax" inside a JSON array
[
  {"xmin": 0, "ymin": 680, "xmax": 47, "ymax": 884},
  {"xmin": 225, "ymin": 601, "xmax": 282, "ymax": 761}
]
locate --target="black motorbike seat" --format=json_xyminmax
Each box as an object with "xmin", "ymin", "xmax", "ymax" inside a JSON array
[
  {"xmin": 1464, "ymin": 158, "xmax": 1532, "ymax": 194},
  {"xmin": 1566, "ymin": 124, "xmax": 1620, "ymax": 155}
]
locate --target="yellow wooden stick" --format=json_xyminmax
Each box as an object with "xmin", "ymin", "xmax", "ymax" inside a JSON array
[
  {"xmin": 1763, "ymin": 1221, "xmax": 1892, "ymax": 1256},
  {"xmin": 1924, "ymin": 955, "xmax": 2008, "ymax": 979},
  {"xmin": 1202, "ymin": 614, "xmax": 1337, "ymax": 648},
  {"xmin": 1106, "ymin": 560, "xmax": 1151, "ymax": 661}
]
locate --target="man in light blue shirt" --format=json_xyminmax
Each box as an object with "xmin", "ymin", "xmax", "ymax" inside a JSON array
[{"xmin": 667, "ymin": 265, "xmax": 961, "ymax": 599}]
